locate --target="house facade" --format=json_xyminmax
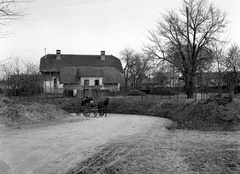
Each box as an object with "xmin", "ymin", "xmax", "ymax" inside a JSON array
[{"xmin": 40, "ymin": 50, "xmax": 124, "ymax": 97}]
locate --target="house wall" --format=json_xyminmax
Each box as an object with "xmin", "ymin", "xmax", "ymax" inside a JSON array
[
  {"xmin": 42, "ymin": 73, "xmax": 63, "ymax": 93},
  {"xmin": 63, "ymin": 83, "xmax": 83, "ymax": 98},
  {"xmin": 64, "ymin": 83, "xmax": 79, "ymax": 90},
  {"xmin": 80, "ymin": 77, "xmax": 103, "ymax": 86}
]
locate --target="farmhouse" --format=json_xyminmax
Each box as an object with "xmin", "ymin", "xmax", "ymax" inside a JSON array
[{"xmin": 40, "ymin": 50, "xmax": 123, "ymax": 97}]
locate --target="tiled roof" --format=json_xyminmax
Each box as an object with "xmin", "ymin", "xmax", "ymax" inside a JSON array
[{"xmin": 40, "ymin": 54, "xmax": 123, "ymax": 73}]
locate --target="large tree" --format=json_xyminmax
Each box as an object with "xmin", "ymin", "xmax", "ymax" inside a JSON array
[
  {"xmin": 145, "ymin": 0, "xmax": 228, "ymax": 98},
  {"xmin": 0, "ymin": 0, "xmax": 27, "ymax": 37}
]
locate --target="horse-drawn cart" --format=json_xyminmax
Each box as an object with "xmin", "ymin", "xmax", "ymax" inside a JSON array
[
  {"xmin": 77, "ymin": 104, "xmax": 97, "ymax": 117},
  {"xmin": 77, "ymin": 97, "xmax": 109, "ymax": 117}
]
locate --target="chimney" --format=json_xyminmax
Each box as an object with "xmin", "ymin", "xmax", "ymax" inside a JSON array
[
  {"xmin": 101, "ymin": 51, "xmax": 105, "ymax": 60},
  {"xmin": 56, "ymin": 50, "xmax": 61, "ymax": 60}
]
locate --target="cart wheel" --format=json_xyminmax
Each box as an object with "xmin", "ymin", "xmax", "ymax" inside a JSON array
[
  {"xmin": 94, "ymin": 111, "xmax": 98, "ymax": 117},
  {"xmin": 99, "ymin": 109, "xmax": 104, "ymax": 117},
  {"xmin": 76, "ymin": 110, "xmax": 81, "ymax": 116},
  {"xmin": 83, "ymin": 110, "xmax": 90, "ymax": 117}
]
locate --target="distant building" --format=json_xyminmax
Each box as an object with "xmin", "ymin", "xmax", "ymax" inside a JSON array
[{"xmin": 40, "ymin": 50, "xmax": 124, "ymax": 97}]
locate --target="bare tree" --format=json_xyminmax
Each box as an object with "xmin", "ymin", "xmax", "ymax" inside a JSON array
[
  {"xmin": 1, "ymin": 57, "xmax": 22, "ymax": 78},
  {"xmin": 120, "ymin": 47, "xmax": 135, "ymax": 88},
  {"xmin": 0, "ymin": 0, "xmax": 28, "ymax": 37},
  {"xmin": 224, "ymin": 43, "xmax": 240, "ymax": 101},
  {"xmin": 1, "ymin": 58, "xmax": 41, "ymax": 96},
  {"xmin": 129, "ymin": 53, "xmax": 152, "ymax": 86},
  {"xmin": 210, "ymin": 42, "xmax": 227, "ymax": 95},
  {"xmin": 145, "ymin": 0, "xmax": 228, "ymax": 98},
  {"xmin": 120, "ymin": 47, "xmax": 153, "ymax": 88},
  {"xmin": 22, "ymin": 60, "xmax": 39, "ymax": 75}
]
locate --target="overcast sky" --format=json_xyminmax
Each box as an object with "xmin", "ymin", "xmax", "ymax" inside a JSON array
[{"xmin": 0, "ymin": 0, "xmax": 239, "ymax": 64}]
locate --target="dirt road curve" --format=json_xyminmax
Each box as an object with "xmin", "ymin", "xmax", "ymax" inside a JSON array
[{"xmin": 0, "ymin": 114, "xmax": 171, "ymax": 174}]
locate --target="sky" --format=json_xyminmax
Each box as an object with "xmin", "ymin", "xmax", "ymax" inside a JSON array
[{"xmin": 0, "ymin": 0, "xmax": 239, "ymax": 64}]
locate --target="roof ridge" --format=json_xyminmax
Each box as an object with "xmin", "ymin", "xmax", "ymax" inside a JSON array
[
  {"xmin": 40, "ymin": 54, "xmax": 123, "ymax": 73},
  {"xmin": 46, "ymin": 53, "xmax": 114, "ymax": 56}
]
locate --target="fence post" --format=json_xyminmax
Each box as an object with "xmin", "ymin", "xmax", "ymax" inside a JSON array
[{"xmin": 177, "ymin": 84, "xmax": 179, "ymax": 101}]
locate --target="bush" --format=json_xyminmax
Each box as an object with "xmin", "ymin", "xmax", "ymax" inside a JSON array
[
  {"xmin": 108, "ymin": 98, "xmax": 156, "ymax": 114},
  {"xmin": 151, "ymin": 87, "xmax": 177, "ymax": 95},
  {"xmin": 123, "ymin": 88, "xmax": 145, "ymax": 96},
  {"xmin": 63, "ymin": 90, "xmax": 74, "ymax": 97}
]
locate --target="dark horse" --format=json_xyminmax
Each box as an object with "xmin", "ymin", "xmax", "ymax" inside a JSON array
[{"xmin": 97, "ymin": 98, "xmax": 109, "ymax": 117}]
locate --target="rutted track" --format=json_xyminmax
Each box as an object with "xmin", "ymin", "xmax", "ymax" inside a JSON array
[
  {"xmin": 66, "ymin": 122, "xmax": 240, "ymax": 174},
  {"xmin": 66, "ymin": 130, "xmax": 153, "ymax": 174}
]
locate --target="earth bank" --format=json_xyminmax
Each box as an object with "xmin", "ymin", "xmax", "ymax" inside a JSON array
[
  {"xmin": 53, "ymin": 95, "xmax": 240, "ymax": 131},
  {"xmin": 0, "ymin": 96, "xmax": 71, "ymax": 128},
  {"xmin": 1, "ymin": 95, "xmax": 240, "ymax": 131}
]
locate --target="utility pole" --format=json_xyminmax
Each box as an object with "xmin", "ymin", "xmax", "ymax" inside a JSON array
[
  {"xmin": 44, "ymin": 48, "xmax": 47, "ymax": 58},
  {"xmin": 186, "ymin": 6, "xmax": 191, "ymax": 98}
]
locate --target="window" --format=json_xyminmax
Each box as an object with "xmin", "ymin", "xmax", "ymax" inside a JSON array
[
  {"xmin": 84, "ymin": 80, "xmax": 89, "ymax": 86},
  {"xmin": 53, "ymin": 77, "xmax": 57, "ymax": 89},
  {"xmin": 95, "ymin": 80, "xmax": 99, "ymax": 86}
]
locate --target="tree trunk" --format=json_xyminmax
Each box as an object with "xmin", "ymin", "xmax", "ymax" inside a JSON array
[
  {"xmin": 217, "ymin": 72, "xmax": 222, "ymax": 96},
  {"xmin": 124, "ymin": 78, "xmax": 128, "ymax": 89},
  {"xmin": 186, "ymin": 79, "xmax": 194, "ymax": 98},
  {"xmin": 229, "ymin": 83, "xmax": 234, "ymax": 102}
]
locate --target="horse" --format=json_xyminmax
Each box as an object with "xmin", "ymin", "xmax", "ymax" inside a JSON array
[{"xmin": 97, "ymin": 98, "xmax": 109, "ymax": 117}]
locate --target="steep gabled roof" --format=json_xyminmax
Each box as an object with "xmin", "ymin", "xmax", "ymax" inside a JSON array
[
  {"xmin": 101, "ymin": 67, "xmax": 124, "ymax": 84},
  {"xmin": 78, "ymin": 67, "xmax": 103, "ymax": 77},
  {"xmin": 40, "ymin": 54, "xmax": 123, "ymax": 73},
  {"xmin": 60, "ymin": 67, "xmax": 123, "ymax": 84},
  {"xmin": 60, "ymin": 67, "xmax": 79, "ymax": 83}
]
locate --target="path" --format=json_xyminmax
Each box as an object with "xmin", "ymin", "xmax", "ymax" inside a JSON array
[{"xmin": 0, "ymin": 114, "xmax": 172, "ymax": 174}]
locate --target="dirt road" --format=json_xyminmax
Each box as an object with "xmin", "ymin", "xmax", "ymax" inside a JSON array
[
  {"xmin": 1, "ymin": 114, "xmax": 240, "ymax": 174},
  {"xmin": 0, "ymin": 114, "xmax": 172, "ymax": 174}
]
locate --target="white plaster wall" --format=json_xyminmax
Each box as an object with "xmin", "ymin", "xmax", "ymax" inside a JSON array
[
  {"xmin": 80, "ymin": 77, "xmax": 103, "ymax": 86},
  {"xmin": 43, "ymin": 77, "xmax": 63, "ymax": 93}
]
